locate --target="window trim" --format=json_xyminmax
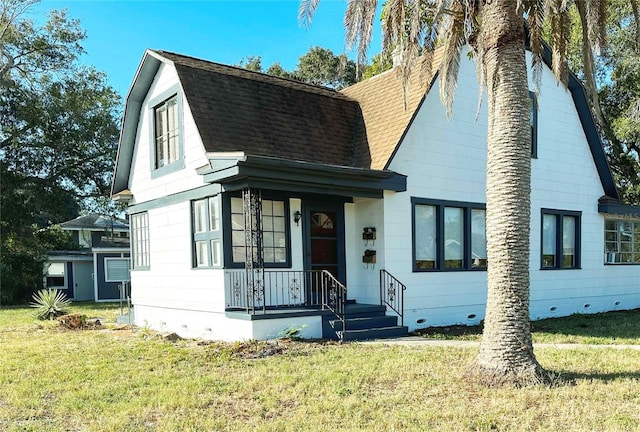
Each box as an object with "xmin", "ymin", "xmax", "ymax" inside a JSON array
[
  {"xmin": 222, "ymin": 194, "xmax": 292, "ymax": 269},
  {"xmin": 604, "ymin": 218, "xmax": 640, "ymax": 265},
  {"xmin": 411, "ymin": 197, "xmax": 487, "ymax": 272},
  {"xmin": 191, "ymin": 195, "xmax": 222, "ymax": 269},
  {"xmin": 130, "ymin": 212, "xmax": 150, "ymax": 270},
  {"xmin": 540, "ymin": 208, "xmax": 582, "ymax": 270},
  {"xmin": 104, "ymin": 257, "xmax": 132, "ymax": 282},
  {"xmin": 530, "ymin": 91, "xmax": 538, "ymax": 159},
  {"xmin": 148, "ymin": 84, "xmax": 184, "ymax": 178},
  {"xmin": 45, "ymin": 262, "xmax": 67, "ymax": 289}
]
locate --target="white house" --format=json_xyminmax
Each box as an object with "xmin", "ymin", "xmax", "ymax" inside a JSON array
[{"xmin": 111, "ymin": 46, "xmax": 639, "ymax": 341}]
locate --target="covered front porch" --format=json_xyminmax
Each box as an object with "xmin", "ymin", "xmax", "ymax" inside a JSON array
[
  {"xmin": 199, "ymin": 153, "xmax": 410, "ymax": 340},
  {"xmin": 223, "ymin": 268, "xmax": 408, "ymax": 340}
]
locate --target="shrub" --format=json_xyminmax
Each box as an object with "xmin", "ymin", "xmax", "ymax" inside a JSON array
[{"xmin": 30, "ymin": 289, "xmax": 72, "ymax": 320}]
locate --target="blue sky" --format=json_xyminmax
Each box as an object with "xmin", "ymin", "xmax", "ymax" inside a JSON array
[{"xmin": 36, "ymin": 1, "xmax": 383, "ymax": 97}]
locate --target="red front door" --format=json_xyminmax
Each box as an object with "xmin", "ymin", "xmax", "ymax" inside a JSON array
[{"xmin": 309, "ymin": 210, "xmax": 339, "ymax": 279}]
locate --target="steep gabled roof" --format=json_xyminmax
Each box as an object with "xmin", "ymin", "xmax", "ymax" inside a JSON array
[
  {"xmin": 340, "ymin": 52, "xmax": 441, "ymax": 170},
  {"xmin": 112, "ymin": 46, "xmax": 618, "ymax": 201},
  {"xmin": 155, "ymin": 51, "xmax": 369, "ymax": 168}
]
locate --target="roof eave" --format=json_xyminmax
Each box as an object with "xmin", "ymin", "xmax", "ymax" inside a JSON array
[
  {"xmin": 199, "ymin": 154, "xmax": 407, "ymax": 198},
  {"xmin": 110, "ymin": 50, "xmax": 165, "ymax": 196}
]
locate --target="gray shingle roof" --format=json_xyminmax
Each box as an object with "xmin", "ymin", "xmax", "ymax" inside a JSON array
[
  {"xmin": 59, "ymin": 214, "xmax": 129, "ymax": 231},
  {"xmin": 156, "ymin": 51, "xmax": 371, "ymax": 168}
]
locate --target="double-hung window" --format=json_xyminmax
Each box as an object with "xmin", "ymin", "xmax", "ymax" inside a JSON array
[
  {"xmin": 192, "ymin": 196, "xmax": 221, "ymax": 268},
  {"xmin": 228, "ymin": 196, "xmax": 289, "ymax": 267},
  {"xmin": 154, "ymin": 95, "xmax": 179, "ymax": 169},
  {"xmin": 412, "ymin": 198, "xmax": 486, "ymax": 271},
  {"xmin": 131, "ymin": 212, "xmax": 150, "ymax": 270},
  {"xmin": 605, "ymin": 219, "xmax": 640, "ymax": 264},
  {"xmin": 541, "ymin": 209, "xmax": 581, "ymax": 269}
]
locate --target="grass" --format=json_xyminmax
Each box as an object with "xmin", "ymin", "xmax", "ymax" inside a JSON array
[
  {"xmin": 0, "ymin": 305, "xmax": 639, "ymax": 431},
  {"xmin": 416, "ymin": 309, "xmax": 640, "ymax": 345}
]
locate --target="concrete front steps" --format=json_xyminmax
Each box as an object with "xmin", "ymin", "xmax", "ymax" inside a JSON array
[{"xmin": 322, "ymin": 302, "xmax": 408, "ymax": 341}]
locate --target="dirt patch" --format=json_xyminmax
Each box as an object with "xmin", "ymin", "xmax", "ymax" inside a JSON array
[
  {"xmin": 414, "ymin": 324, "xmax": 484, "ymax": 338},
  {"xmin": 230, "ymin": 340, "xmax": 288, "ymax": 359},
  {"xmin": 57, "ymin": 314, "xmax": 103, "ymax": 330}
]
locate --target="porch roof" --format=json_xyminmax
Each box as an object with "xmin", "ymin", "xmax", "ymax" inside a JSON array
[{"xmin": 197, "ymin": 153, "xmax": 407, "ymax": 198}]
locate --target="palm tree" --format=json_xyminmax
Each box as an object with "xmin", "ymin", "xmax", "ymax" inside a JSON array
[{"xmin": 301, "ymin": 0, "xmax": 607, "ymax": 385}]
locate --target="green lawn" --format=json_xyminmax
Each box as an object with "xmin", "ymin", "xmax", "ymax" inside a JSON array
[{"xmin": 1, "ymin": 304, "xmax": 639, "ymax": 431}]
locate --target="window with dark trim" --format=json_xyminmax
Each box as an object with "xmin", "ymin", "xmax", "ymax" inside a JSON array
[
  {"xmin": 192, "ymin": 196, "xmax": 221, "ymax": 268},
  {"xmin": 148, "ymin": 85, "xmax": 184, "ymax": 178},
  {"xmin": 412, "ymin": 198, "xmax": 486, "ymax": 271},
  {"xmin": 154, "ymin": 95, "xmax": 179, "ymax": 169},
  {"xmin": 605, "ymin": 219, "xmax": 640, "ymax": 264},
  {"xmin": 541, "ymin": 209, "xmax": 581, "ymax": 269},
  {"xmin": 131, "ymin": 212, "xmax": 150, "ymax": 270},
  {"xmin": 45, "ymin": 262, "xmax": 66, "ymax": 288},
  {"xmin": 529, "ymin": 91, "xmax": 538, "ymax": 158},
  {"xmin": 226, "ymin": 196, "xmax": 290, "ymax": 268}
]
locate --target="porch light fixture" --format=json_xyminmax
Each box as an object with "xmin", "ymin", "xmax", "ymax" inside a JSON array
[{"xmin": 293, "ymin": 210, "xmax": 302, "ymax": 226}]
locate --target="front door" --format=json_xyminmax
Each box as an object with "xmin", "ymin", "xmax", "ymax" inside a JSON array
[{"xmin": 303, "ymin": 202, "xmax": 346, "ymax": 292}]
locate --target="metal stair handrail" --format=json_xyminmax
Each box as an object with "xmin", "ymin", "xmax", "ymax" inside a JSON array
[
  {"xmin": 320, "ymin": 270, "xmax": 347, "ymax": 339},
  {"xmin": 380, "ymin": 269, "xmax": 407, "ymax": 326}
]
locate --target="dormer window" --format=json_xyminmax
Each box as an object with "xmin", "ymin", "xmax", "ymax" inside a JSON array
[
  {"xmin": 148, "ymin": 85, "xmax": 184, "ymax": 177},
  {"xmin": 154, "ymin": 95, "xmax": 179, "ymax": 169}
]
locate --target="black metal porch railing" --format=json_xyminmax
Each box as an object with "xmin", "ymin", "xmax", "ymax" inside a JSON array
[
  {"xmin": 380, "ymin": 269, "xmax": 406, "ymax": 326},
  {"xmin": 225, "ymin": 270, "xmax": 346, "ymax": 330}
]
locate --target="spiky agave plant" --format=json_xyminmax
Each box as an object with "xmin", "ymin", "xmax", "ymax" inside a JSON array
[{"xmin": 31, "ymin": 289, "xmax": 72, "ymax": 320}]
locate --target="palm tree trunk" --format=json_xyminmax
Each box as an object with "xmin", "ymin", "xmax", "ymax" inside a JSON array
[{"xmin": 472, "ymin": 1, "xmax": 546, "ymax": 385}]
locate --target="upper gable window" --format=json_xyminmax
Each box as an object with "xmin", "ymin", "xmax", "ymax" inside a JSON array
[
  {"xmin": 148, "ymin": 85, "xmax": 184, "ymax": 178},
  {"xmin": 154, "ymin": 95, "xmax": 179, "ymax": 169}
]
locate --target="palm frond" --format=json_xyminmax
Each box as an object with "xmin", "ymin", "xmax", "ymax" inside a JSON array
[
  {"xmin": 525, "ymin": 0, "xmax": 545, "ymax": 95},
  {"xmin": 381, "ymin": 0, "xmax": 405, "ymax": 58},
  {"xmin": 438, "ymin": 1, "xmax": 466, "ymax": 118},
  {"xmin": 547, "ymin": 0, "xmax": 570, "ymax": 85},
  {"xmin": 344, "ymin": 0, "xmax": 379, "ymax": 69},
  {"xmin": 583, "ymin": 0, "xmax": 606, "ymax": 55},
  {"xmin": 574, "ymin": 0, "xmax": 604, "ymax": 126},
  {"xmin": 298, "ymin": 0, "xmax": 320, "ymax": 29}
]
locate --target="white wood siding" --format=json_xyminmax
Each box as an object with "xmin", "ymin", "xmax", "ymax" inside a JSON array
[
  {"xmin": 345, "ymin": 198, "xmax": 386, "ymax": 304},
  {"xmin": 128, "ymin": 62, "xmax": 209, "ymax": 205},
  {"xmin": 383, "ymin": 51, "xmax": 639, "ymax": 331},
  {"xmin": 131, "ymin": 201, "xmax": 227, "ymax": 313}
]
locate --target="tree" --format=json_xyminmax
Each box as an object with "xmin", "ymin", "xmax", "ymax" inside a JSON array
[
  {"xmin": 237, "ymin": 46, "xmax": 358, "ymax": 89},
  {"xmin": 559, "ymin": 0, "xmax": 640, "ymax": 205},
  {"xmin": 295, "ymin": 46, "xmax": 357, "ymax": 89},
  {"xmin": 266, "ymin": 61, "xmax": 293, "ymax": 79},
  {"xmin": 363, "ymin": 52, "xmax": 393, "ymax": 79},
  {"xmin": 597, "ymin": 1, "xmax": 640, "ymax": 204},
  {"xmin": 236, "ymin": 55, "xmax": 263, "ymax": 72},
  {"xmin": 301, "ymin": 0, "xmax": 608, "ymax": 385},
  {"xmin": 1, "ymin": 0, "xmax": 121, "ymax": 304}
]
